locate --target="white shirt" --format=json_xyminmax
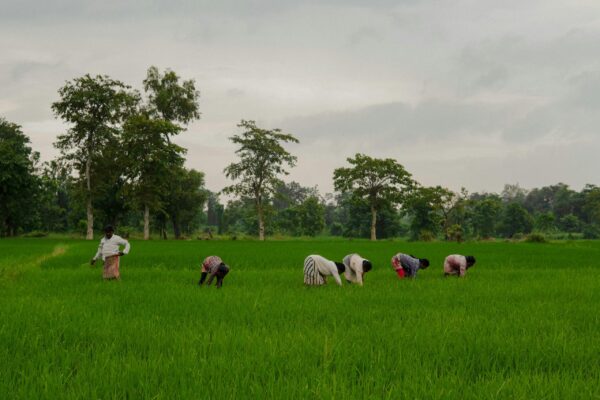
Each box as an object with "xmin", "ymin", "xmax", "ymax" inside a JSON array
[
  {"xmin": 343, "ymin": 253, "xmax": 367, "ymax": 285},
  {"xmin": 93, "ymin": 235, "xmax": 130, "ymax": 261},
  {"xmin": 310, "ymin": 255, "xmax": 343, "ymax": 286}
]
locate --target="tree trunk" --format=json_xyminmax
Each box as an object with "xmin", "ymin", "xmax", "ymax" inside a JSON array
[
  {"xmin": 85, "ymin": 156, "xmax": 93, "ymax": 240},
  {"xmin": 370, "ymin": 205, "xmax": 377, "ymax": 241},
  {"xmin": 143, "ymin": 205, "xmax": 150, "ymax": 240},
  {"xmin": 258, "ymin": 204, "xmax": 265, "ymax": 241},
  {"xmin": 172, "ymin": 216, "xmax": 181, "ymax": 239},
  {"xmin": 86, "ymin": 197, "xmax": 94, "ymax": 240}
]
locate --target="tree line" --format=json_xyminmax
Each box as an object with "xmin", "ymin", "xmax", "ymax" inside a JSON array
[{"xmin": 1, "ymin": 67, "xmax": 600, "ymax": 240}]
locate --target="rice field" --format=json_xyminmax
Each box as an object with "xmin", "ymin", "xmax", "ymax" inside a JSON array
[{"xmin": 0, "ymin": 238, "xmax": 599, "ymax": 399}]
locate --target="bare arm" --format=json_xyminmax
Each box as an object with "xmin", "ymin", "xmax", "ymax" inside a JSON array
[{"xmin": 91, "ymin": 240, "xmax": 103, "ymax": 264}]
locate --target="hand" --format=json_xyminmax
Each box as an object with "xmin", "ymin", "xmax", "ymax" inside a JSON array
[
  {"xmin": 90, "ymin": 259, "xmax": 96, "ymax": 266},
  {"xmin": 118, "ymin": 251, "xmax": 125, "ymax": 256}
]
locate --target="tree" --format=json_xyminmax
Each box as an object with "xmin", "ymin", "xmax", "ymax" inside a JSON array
[
  {"xmin": 162, "ymin": 167, "xmax": 207, "ymax": 239},
  {"xmin": 52, "ymin": 74, "xmax": 138, "ymax": 239},
  {"xmin": 501, "ymin": 183, "xmax": 528, "ymax": 204},
  {"xmin": 333, "ymin": 154, "xmax": 413, "ymax": 241},
  {"xmin": 36, "ymin": 160, "xmax": 72, "ymax": 232},
  {"xmin": 121, "ymin": 114, "xmax": 184, "ymax": 239},
  {"xmin": 223, "ymin": 120, "xmax": 299, "ymax": 241},
  {"xmin": 294, "ymin": 196, "xmax": 325, "ymax": 236},
  {"xmin": 501, "ymin": 203, "xmax": 534, "ymax": 237},
  {"xmin": 470, "ymin": 196, "xmax": 502, "ymax": 238},
  {"xmin": 535, "ymin": 212, "xmax": 556, "ymax": 232},
  {"xmin": 0, "ymin": 118, "xmax": 39, "ymax": 236},
  {"xmin": 403, "ymin": 186, "xmax": 449, "ymax": 240},
  {"xmin": 143, "ymin": 66, "xmax": 200, "ymax": 137},
  {"xmin": 206, "ymin": 192, "xmax": 225, "ymax": 234}
]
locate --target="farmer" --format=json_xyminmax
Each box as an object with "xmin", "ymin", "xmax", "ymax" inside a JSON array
[
  {"xmin": 444, "ymin": 254, "xmax": 476, "ymax": 277},
  {"xmin": 199, "ymin": 255, "xmax": 230, "ymax": 289},
  {"xmin": 342, "ymin": 253, "xmax": 372, "ymax": 286},
  {"xmin": 90, "ymin": 225, "xmax": 130, "ymax": 280},
  {"xmin": 391, "ymin": 253, "xmax": 430, "ymax": 279},
  {"xmin": 303, "ymin": 255, "xmax": 345, "ymax": 286}
]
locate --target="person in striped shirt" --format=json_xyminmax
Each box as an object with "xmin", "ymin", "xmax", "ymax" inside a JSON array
[
  {"xmin": 391, "ymin": 253, "xmax": 430, "ymax": 279},
  {"xmin": 303, "ymin": 255, "xmax": 345, "ymax": 286},
  {"xmin": 444, "ymin": 254, "xmax": 476, "ymax": 277},
  {"xmin": 199, "ymin": 255, "xmax": 230, "ymax": 288},
  {"xmin": 342, "ymin": 253, "xmax": 372, "ymax": 286}
]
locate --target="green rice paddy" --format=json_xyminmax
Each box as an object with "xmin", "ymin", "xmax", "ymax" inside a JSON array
[{"xmin": 0, "ymin": 238, "xmax": 598, "ymax": 399}]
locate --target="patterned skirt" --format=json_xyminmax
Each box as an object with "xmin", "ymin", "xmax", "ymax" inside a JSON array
[
  {"xmin": 303, "ymin": 256, "xmax": 325, "ymax": 285},
  {"xmin": 103, "ymin": 255, "xmax": 120, "ymax": 279}
]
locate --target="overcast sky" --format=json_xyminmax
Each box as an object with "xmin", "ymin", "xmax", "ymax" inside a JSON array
[{"xmin": 2, "ymin": 0, "xmax": 599, "ymax": 195}]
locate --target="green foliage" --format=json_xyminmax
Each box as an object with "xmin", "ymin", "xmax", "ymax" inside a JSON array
[
  {"xmin": 470, "ymin": 196, "xmax": 502, "ymax": 238},
  {"xmin": 0, "ymin": 118, "xmax": 40, "ymax": 236},
  {"xmin": 143, "ymin": 66, "xmax": 201, "ymax": 125},
  {"xmin": 500, "ymin": 203, "xmax": 534, "ymax": 238},
  {"xmin": 223, "ymin": 120, "xmax": 299, "ymax": 240},
  {"xmin": 559, "ymin": 214, "xmax": 581, "ymax": 233},
  {"xmin": 52, "ymin": 74, "xmax": 139, "ymax": 239},
  {"xmin": 525, "ymin": 233, "xmax": 547, "ymax": 243},
  {"xmin": 333, "ymin": 153, "xmax": 412, "ymax": 240},
  {"xmin": 404, "ymin": 186, "xmax": 453, "ymax": 240}
]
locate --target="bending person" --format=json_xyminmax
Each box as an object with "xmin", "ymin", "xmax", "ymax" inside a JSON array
[
  {"xmin": 444, "ymin": 254, "xmax": 476, "ymax": 277},
  {"xmin": 304, "ymin": 255, "xmax": 345, "ymax": 286},
  {"xmin": 342, "ymin": 253, "xmax": 372, "ymax": 286},
  {"xmin": 391, "ymin": 253, "xmax": 429, "ymax": 279},
  {"xmin": 90, "ymin": 225, "xmax": 130, "ymax": 280},
  {"xmin": 199, "ymin": 255, "xmax": 230, "ymax": 288}
]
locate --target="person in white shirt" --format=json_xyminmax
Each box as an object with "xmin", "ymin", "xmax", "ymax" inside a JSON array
[
  {"xmin": 90, "ymin": 226, "xmax": 131, "ymax": 280},
  {"xmin": 303, "ymin": 255, "xmax": 345, "ymax": 286},
  {"xmin": 342, "ymin": 253, "xmax": 372, "ymax": 286}
]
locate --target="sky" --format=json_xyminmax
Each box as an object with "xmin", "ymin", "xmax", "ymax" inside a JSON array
[{"xmin": 2, "ymin": 0, "xmax": 600, "ymax": 195}]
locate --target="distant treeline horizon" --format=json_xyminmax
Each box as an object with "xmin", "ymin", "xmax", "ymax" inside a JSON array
[{"xmin": 1, "ymin": 67, "xmax": 599, "ymax": 240}]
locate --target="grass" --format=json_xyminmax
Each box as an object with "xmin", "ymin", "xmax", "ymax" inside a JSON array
[{"xmin": 0, "ymin": 238, "xmax": 599, "ymax": 399}]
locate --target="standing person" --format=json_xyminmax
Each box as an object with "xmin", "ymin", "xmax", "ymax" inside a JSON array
[
  {"xmin": 342, "ymin": 253, "xmax": 372, "ymax": 286},
  {"xmin": 199, "ymin": 255, "xmax": 230, "ymax": 289},
  {"xmin": 90, "ymin": 225, "xmax": 130, "ymax": 280},
  {"xmin": 444, "ymin": 255, "xmax": 476, "ymax": 277},
  {"xmin": 303, "ymin": 255, "xmax": 345, "ymax": 286},
  {"xmin": 391, "ymin": 253, "xmax": 429, "ymax": 279}
]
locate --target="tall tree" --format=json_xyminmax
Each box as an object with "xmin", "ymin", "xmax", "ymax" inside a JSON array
[
  {"xmin": 223, "ymin": 120, "xmax": 299, "ymax": 241},
  {"xmin": 143, "ymin": 66, "xmax": 200, "ymax": 137},
  {"xmin": 121, "ymin": 114, "xmax": 184, "ymax": 239},
  {"xmin": 333, "ymin": 154, "xmax": 413, "ymax": 241},
  {"xmin": 52, "ymin": 74, "xmax": 138, "ymax": 239},
  {"xmin": 0, "ymin": 118, "xmax": 39, "ymax": 236}
]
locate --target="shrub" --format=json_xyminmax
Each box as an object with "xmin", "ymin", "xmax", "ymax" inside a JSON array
[
  {"xmin": 21, "ymin": 231, "xmax": 48, "ymax": 238},
  {"xmin": 525, "ymin": 233, "xmax": 547, "ymax": 243},
  {"xmin": 418, "ymin": 230, "xmax": 436, "ymax": 242},
  {"xmin": 583, "ymin": 224, "xmax": 600, "ymax": 239}
]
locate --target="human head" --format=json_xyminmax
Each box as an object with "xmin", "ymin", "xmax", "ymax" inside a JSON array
[
  {"xmin": 104, "ymin": 225, "xmax": 114, "ymax": 238},
  {"xmin": 362, "ymin": 260, "xmax": 372, "ymax": 273},
  {"xmin": 419, "ymin": 258, "xmax": 430, "ymax": 269},
  {"xmin": 335, "ymin": 262, "xmax": 346, "ymax": 274},
  {"xmin": 465, "ymin": 256, "xmax": 476, "ymax": 268}
]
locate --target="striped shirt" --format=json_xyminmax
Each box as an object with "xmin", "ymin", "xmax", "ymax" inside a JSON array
[
  {"xmin": 343, "ymin": 253, "xmax": 368, "ymax": 285},
  {"xmin": 304, "ymin": 255, "xmax": 342, "ymax": 286}
]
